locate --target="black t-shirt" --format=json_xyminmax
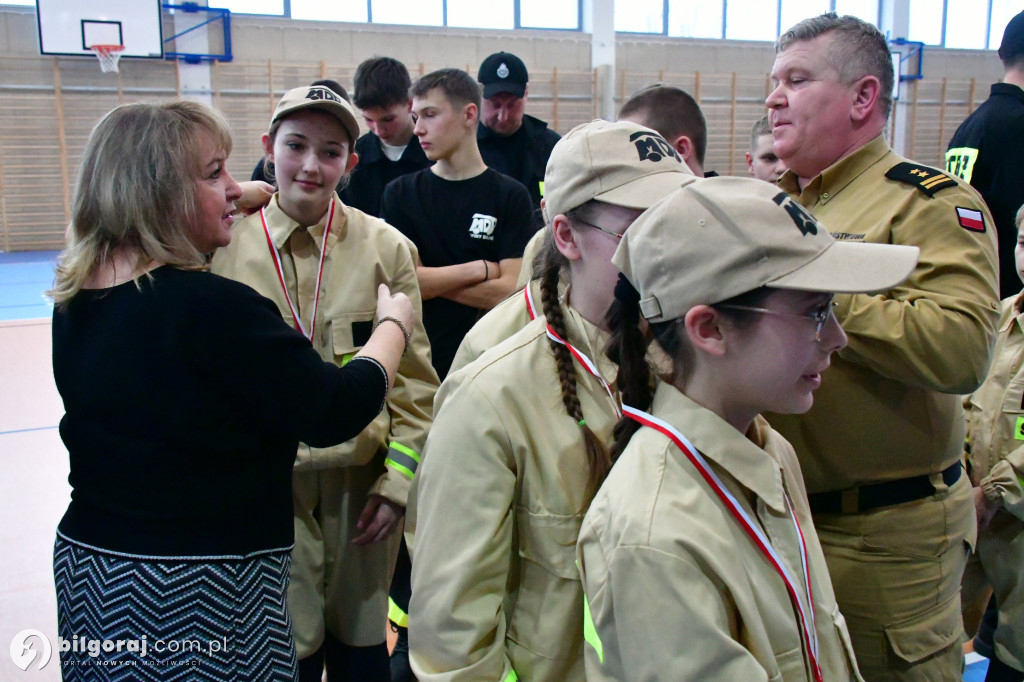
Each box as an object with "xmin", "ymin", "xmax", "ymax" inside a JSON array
[
  {"xmin": 947, "ymin": 83, "xmax": 1024, "ymax": 298},
  {"xmin": 381, "ymin": 167, "xmax": 535, "ymax": 378}
]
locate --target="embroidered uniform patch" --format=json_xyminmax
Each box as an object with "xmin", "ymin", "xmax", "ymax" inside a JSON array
[
  {"xmin": 885, "ymin": 162, "xmax": 958, "ymax": 197},
  {"xmin": 955, "ymin": 206, "xmax": 986, "ymax": 232}
]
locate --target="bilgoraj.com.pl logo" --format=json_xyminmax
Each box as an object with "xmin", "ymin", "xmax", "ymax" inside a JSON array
[{"xmin": 10, "ymin": 629, "xmax": 225, "ymax": 671}]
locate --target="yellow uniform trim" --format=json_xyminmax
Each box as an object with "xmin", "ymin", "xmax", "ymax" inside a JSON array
[
  {"xmin": 388, "ymin": 597, "xmax": 409, "ymax": 628},
  {"xmin": 582, "ymin": 591, "xmax": 605, "ymax": 664},
  {"xmin": 502, "ymin": 668, "xmax": 518, "ymax": 682},
  {"xmin": 945, "ymin": 146, "xmax": 979, "ymax": 184}
]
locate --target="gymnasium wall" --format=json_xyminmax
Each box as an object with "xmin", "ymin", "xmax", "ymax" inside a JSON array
[{"xmin": 0, "ymin": 5, "xmax": 1003, "ymax": 250}]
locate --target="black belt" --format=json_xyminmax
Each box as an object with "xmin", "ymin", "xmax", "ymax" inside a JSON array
[{"xmin": 808, "ymin": 462, "xmax": 962, "ymax": 515}]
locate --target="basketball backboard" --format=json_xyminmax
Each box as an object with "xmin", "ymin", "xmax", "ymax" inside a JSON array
[{"xmin": 36, "ymin": 0, "xmax": 164, "ymax": 59}]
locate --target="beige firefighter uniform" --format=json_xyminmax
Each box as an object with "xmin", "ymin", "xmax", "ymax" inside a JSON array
[
  {"xmin": 211, "ymin": 194, "xmax": 438, "ymax": 652},
  {"xmin": 577, "ymin": 383, "xmax": 862, "ymax": 681},
  {"xmin": 769, "ymin": 135, "xmax": 999, "ymax": 680},
  {"xmin": 449, "ymin": 278, "xmax": 542, "ymax": 374},
  {"xmin": 407, "ymin": 303, "xmax": 618, "ymax": 682},
  {"xmin": 963, "ymin": 292, "xmax": 1024, "ymax": 672},
  {"xmin": 515, "ymin": 227, "xmax": 548, "ymax": 289}
]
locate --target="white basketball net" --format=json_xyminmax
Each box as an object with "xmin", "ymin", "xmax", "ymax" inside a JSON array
[{"xmin": 90, "ymin": 45, "xmax": 124, "ymax": 73}]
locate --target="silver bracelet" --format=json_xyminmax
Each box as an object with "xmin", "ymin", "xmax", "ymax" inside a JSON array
[{"xmin": 376, "ymin": 316, "xmax": 410, "ymax": 356}]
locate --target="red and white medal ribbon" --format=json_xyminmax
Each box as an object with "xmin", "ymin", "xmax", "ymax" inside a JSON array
[
  {"xmin": 260, "ymin": 201, "xmax": 335, "ymax": 341},
  {"xmin": 524, "ymin": 284, "xmax": 538, "ymax": 320},
  {"xmin": 545, "ymin": 322, "xmax": 621, "ymax": 419},
  {"xmin": 622, "ymin": 404, "xmax": 823, "ymax": 682}
]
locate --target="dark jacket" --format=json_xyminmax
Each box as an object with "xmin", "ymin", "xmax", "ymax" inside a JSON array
[{"xmin": 478, "ymin": 113, "xmax": 559, "ymax": 225}]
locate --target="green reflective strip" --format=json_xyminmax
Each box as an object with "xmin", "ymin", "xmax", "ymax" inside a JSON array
[
  {"xmin": 945, "ymin": 147, "xmax": 978, "ymax": 184},
  {"xmin": 1016, "ymin": 416, "xmax": 1024, "ymax": 441},
  {"xmin": 503, "ymin": 668, "xmax": 518, "ymax": 682},
  {"xmin": 538, "ymin": 180, "xmax": 545, "ymax": 197},
  {"xmin": 582, "ymin": 592, "xmax": 604, "ymax": 664},
  {"xmin": 385, "ymin": 443, "xmax": 420, "ymax": 480},
  {"xmin": 341, "ymin": 353, "xmax": 355, "ymax": 367},
  {"xmin": 388, "ymin": 597, "xmax": 408, "ymax": 627}
]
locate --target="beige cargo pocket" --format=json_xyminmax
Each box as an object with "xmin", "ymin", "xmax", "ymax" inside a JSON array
[
  {"xmin": 772, "ymin": 646, "xmax": 803, "ymax": 681},
  {"xmin": 507, "ymin": 509, "xmax": 584, "ymax": 660},
  {"xmin": 832, "ymin": 606, "xmax": 862, "ymax": 680},
  {"xmin": 883, "ymin": 591, "xmax": 962, "ymax": 664}
]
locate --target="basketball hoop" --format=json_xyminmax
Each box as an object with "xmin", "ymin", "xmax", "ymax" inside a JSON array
[{"xmin": 89, "ymin": 44, "xmax": 124, "ymax": 73}]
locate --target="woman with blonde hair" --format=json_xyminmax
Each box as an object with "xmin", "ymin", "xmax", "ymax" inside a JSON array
[{"xmin": 50, "ymin": 100, "xmax": 413, "ymax": 680}]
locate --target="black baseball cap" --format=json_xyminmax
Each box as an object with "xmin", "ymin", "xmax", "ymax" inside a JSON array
[
  {"xmin": 999, "ymin": 10, "xmax": 1024, "ymax": 62},
  {"xmin": 478, "ymin": 52, "xmax": 528, "ymax": 98}
]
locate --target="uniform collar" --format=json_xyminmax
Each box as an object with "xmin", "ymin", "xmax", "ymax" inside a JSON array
[
  {"xmin": 991, "ymin": 82, "xmax": 1024, "ymax": 105},
  {"xmin": 649, "ymin": 383, "xmax": 787, "ymax": 513},
  {"xmin": 263, "ymin": 194, "xmax": 346, "ymax": 255},
  {"xmin": 561, "ymin": 294, "xmax": 617, "ymax": 387},
  {"xmin": 779, "ymin": 134, "xmax": 892, "ymax": 207}
]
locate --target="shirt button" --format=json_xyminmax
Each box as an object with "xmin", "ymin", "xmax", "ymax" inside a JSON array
[{"xmin": 822, "ymin": 192, "xmax": 830, "ymax": 199}]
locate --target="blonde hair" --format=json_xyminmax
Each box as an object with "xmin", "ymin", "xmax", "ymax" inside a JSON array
[{"xmin": 49, "ymin": 101, "xmax": 234, "ymax": 306}]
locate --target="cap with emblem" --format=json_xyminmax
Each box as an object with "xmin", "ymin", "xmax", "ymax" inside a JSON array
[
  {"xmin": 999, "ymin": 10, "xmax": 1024, "ymax": 62},
  {"xmin": 542, "ymin": 119, "xmax": 697, "ymax": 225},
  {"xmin": 270, "ymin": 85, "xmax": 361, "ymax": 144},
  {"xmin": 478, "ymin": 52, "xmax": 529, "ymax": 99},
  {"xmin": 613, "ymin": 176, "xmax": 920, "ymax": 322}
]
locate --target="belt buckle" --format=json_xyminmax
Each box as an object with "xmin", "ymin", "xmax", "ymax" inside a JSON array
[{"xmin": 841, "ymin": 488, "xmax": 860, "ymax": 514}]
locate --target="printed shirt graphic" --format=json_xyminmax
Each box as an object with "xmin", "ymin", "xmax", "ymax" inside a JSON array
[{"xmin": 469, "ymin": 213, "xmax": 498, "ymax": 240}]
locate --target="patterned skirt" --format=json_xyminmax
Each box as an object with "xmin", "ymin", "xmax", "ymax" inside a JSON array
[{"xmin": 53, "ymin": 534, "xmax": 298, "ymax": 681}]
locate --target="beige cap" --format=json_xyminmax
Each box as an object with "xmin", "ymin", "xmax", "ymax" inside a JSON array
[
  {"xmin": 270, "ymin": 85, "xmax": 361, "ymax": 144},
  {"xmin": 613, "ymin": 176, "xmax": 920, "ymax": 322},
  {"xmin": 542, "ymin": 119, "xmax": 696, "ymax": 225}
]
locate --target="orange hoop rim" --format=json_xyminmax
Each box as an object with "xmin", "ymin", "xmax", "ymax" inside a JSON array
[{"xmin": 89, "ymin": 44, "xmax": 125, "ymax": 56}]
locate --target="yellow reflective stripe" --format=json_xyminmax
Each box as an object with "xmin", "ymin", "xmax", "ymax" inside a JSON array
[
  {"xmin": 538, "ymin": 180, "xmax": 545, "ymax": 197},
  {"xmin": 341, "ymin": 353, "xmax": 355, "ymax": 367},
  {"xmin": 386, "ymin": 442, "xmax": 421, "ymax": 480},
  {"xmin": 582, "ymin": 592, "xmax": 604, "ymax": 664},
  {"xmin": 389, "ymin": 441, "xmax": 421, "ymax": 463},
  {"xmin": 503, "ymin": 668, "xmax": 518, "ymax": 682},
  {"xmin": 388, "ymin": 597, "xmax": 408, "ymax": 627},
  {"xmin": 945, "ymin": 146, "xmax": 979, "ymax": 184},
  {"xmin": 1015, "ymin": 416, "xmax": 1024, "ymax": 440}
]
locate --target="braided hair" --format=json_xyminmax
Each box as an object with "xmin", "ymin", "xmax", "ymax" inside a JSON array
[
  {"xmin": 537, "ymin": 206, "xmax": 612, "ymax": 506},
  {"xmin": 605, "ymin": 275, "xmax": 773, "ymax": 460}
]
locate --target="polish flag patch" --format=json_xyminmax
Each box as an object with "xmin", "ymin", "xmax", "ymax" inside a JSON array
[{"xmin": 956, "ymin": 206, "xmax": 985, "ymax": 232}]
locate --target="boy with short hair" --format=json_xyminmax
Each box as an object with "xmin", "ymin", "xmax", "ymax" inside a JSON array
[
  {"xmin": 746, "ymin": 115, "xmax": 787, "ymax": 183},
  {"xmin": 342, "ymin": 57, "xmax": 430, "ymax": 217},
  {"xmin": 381, "ymin": 68, "xmax": 535, "ymax": 380}
]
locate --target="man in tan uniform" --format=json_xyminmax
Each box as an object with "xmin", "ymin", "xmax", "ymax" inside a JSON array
[{"xmin": 764, "ymin": 13, "xmax": 1000, "ymax": 680}]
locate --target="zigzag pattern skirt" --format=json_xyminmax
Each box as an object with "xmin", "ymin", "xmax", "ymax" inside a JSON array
[{"xmin": 53, "ymin": 534, "xmax": 298, "ymax": 681}]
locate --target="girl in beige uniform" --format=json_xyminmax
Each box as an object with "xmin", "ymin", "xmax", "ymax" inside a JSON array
[
  {"xmin": 211, "ymin": 85, "xmax": 438, "ymax": 681},
  {"xmin": 577, "ymin": 177, "xmax": 920, "ymax": 681},
  {"xmin": 962, "ymin": 205, "xmax": 1024, "ymax": 682},
  {"xmin": 406, "ymin": 120, "xmax": 692, "ymax": 682}
]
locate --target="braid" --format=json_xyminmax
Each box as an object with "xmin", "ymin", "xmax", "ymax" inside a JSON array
[
  {"xmin": 539, "ymin": 238, "xmax": 611, "ymax": 506},
  {"xmin": 605, "ymin": 290, "xmax": 654, "ymax": 463}
]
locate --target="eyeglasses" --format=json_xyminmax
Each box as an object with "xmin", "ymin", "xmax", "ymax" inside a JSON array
[
  {"xmin": 574, "ymin": 218, "xmax": 624, "ymax": 241},
  {"xmin": 717, "ymin": 296, "xmax": 837, "ymax": 342}
]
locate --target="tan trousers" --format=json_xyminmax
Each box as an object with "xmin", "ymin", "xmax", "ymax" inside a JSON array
[
  {"xmin": 288, "ymin": 465, "xmax": 401, "ymax": 657},
  {"xmin": 813, "ymin": 473, "xmax": 975, "ymax": 681},
  {"xmin": 962, "ymin": 507, "xmax": 1024, "ymax": 672}
]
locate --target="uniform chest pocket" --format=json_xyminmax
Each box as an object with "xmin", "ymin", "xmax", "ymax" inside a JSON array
[
  {"xmin": 515, "ymin": 508, "xmax": 583, "ymax": 579},
  {"xmin": 331, "ymin": 311, "xmax": 376, "ymax": 365}
]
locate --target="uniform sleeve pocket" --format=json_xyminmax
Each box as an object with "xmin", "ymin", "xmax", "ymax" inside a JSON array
[
  {"xmin": 883, "ymin": 591, "xmax": 962, "ymax": 664},
  {"xmin": 331, "ymin": 311, "xmax": 376, "ymax": 365}
]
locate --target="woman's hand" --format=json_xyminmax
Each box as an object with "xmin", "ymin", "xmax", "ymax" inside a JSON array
[
  {"xmin": 352, "ymin": 494, "xmax": 404, "ymax": 544},
  {"xmin": 234, "ymin": 181, "xmax": 275, "ymax": 216},
  {"xmin": 375, "ymin": 283, "xmax": 415, "ymax": 331}
]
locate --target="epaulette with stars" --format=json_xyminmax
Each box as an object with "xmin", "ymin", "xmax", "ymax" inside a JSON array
[{"xmin": 884, "ymin": 162, "xmax": 958, "ymax": 197}]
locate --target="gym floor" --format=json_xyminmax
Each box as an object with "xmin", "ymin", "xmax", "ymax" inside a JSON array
[{"xmin": 0, "ymin": 251, "xmax": 990, "ymax": 680}]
